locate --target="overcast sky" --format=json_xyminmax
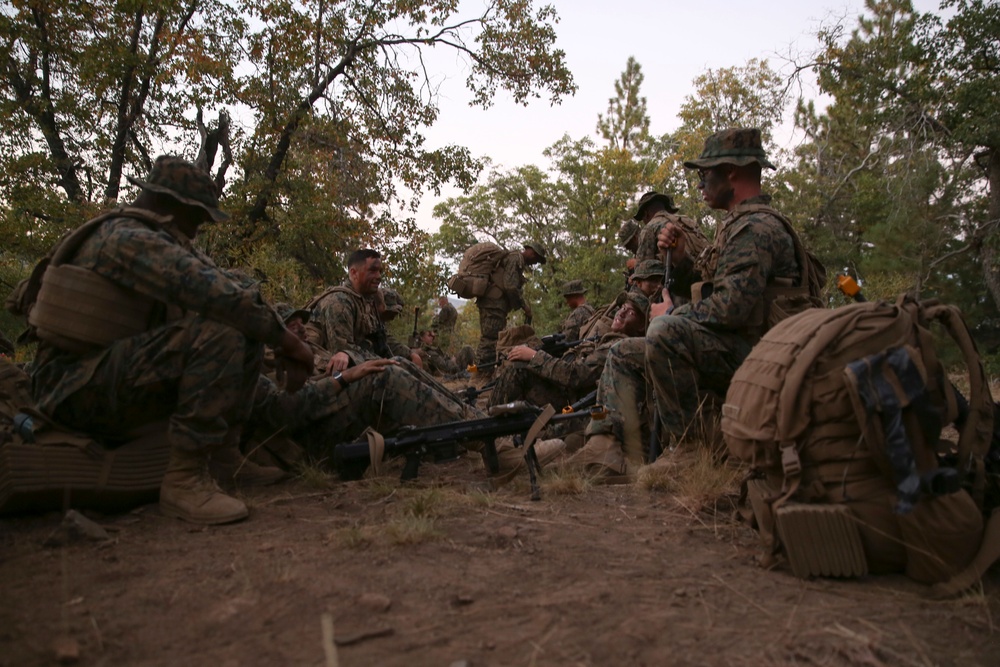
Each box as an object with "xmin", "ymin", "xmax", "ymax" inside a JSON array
[{"xmin": 408, "ymin": 0, "xmax": 943, "ymax": 231}]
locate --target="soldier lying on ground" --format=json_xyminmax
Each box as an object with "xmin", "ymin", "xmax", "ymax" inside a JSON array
[
  {"xmin": 415, "ymin": 329, "xmax": 459, "ymax": 377},
  {"xmin": 488, "ymin": 291, "xmax": 650, "ymax": 410}
]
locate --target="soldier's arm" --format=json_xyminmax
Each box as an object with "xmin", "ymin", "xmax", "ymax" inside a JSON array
[
  {"xmin": 527, "ymin": 346, "xmax": 606, "ymax": 392},
  {"xmin": 92, "ymin": 221, "xmax": 285, "ymax": 345},
  {"xmin": 672, "ymin": 224, "xmax": 775, "ymax": 328}
]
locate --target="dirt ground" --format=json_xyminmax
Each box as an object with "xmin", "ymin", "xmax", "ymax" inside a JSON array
[{"xmin": 2, "ymin": 446, "xmax": 999, "ymax": 667}]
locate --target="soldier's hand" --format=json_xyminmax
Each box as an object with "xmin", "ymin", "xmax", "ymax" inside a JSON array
[
  {"xmin": 506, "ymin": 345, "xmax": 537, "ymax": 363},
  {"xmin": 343, "ymin": 358, "xmax": 396, "ymax": 384},
  {"xmin": 658, "ymin": 223, "xmax": 687, "ymax": 263},
  {"xmin": 649, "ymin": 288, "xmax": 675, "ymax": 319},
  {"xmin": 327, "ymin": 351, "xmax": 350, "ymax": 374},
  {"xmin": 275, "ymin": 329, "xmax": 314, "ymax": 393}
]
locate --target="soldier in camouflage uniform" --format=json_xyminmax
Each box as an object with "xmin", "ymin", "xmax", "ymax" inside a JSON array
[
  {"xmin": 632, "ymin": 192, "xmax": 708, "ymax": 304},
  {"xmin": 27, "ymin": 156, "xmax": 315, "ymax": 524},
  {"xmin": 474, "ymin": 241, "xmax": 546, "ymax": 377},
  {"xmin": 415, "ymin": 329, "xmax": 459, "ymax": 376},
  {"xmin": 573, "ymin": 129, "xmax": 804, "ymax": 476},
  {"xmin": 432, "ymin": 295, "xmax": 458, "ymax": 352},
  {"xmin": 377, "ymin": 288, "xmax": 422, "ymax": 366},
  {"xmin": 631, "ymin": 260, "xmax": 665, "ymax": 300},
  {"xmin": 558, "ymin": 280, "xmax": 595, "ymax": 341},
  {"xmin": 268, "ymin": 303, "xmax": 331, "ymax": 379},
  {"xmin": 489, "ymin": 291, "xmax": 650, "ymax": 409},
  {"xmin": 305, "ymin": 249, "xmax": 385, "ymax": 373}
]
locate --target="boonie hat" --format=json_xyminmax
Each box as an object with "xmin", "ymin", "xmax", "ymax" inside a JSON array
[
  {"xmin": 127, "ymin": 155, "xmax": 229, "ymax": 222},
  {"xmin": 523, "ymin": 241, "xmax": 548, "ymax": 264},
  {"xmin": 683, "ymin": 128, "xmax": 777, "ymax": 170},
  {"xmin": 632, "ymin": 260, "xmax": 666, "ymax": 280},
  {"xmin": 624, "ymin": 290, "xmax": 651, "ymax": 318},
  {"xmin": 560, "ymin": 280, "xmax": 587, "ymax": 297},
  {"xmin": 617, "ymin": 219, "xmax": 641, "ymax": 248},
  {"xmin": 633, "ymin": 191, "xmax": 679, "ymax": 220}
]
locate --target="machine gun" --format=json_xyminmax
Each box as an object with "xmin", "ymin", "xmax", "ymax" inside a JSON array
[
  {"xmin": 332, "ymin": 390, "xmax": 602, "ymax": 497},
  {"xmin": 458, "ymin": 380, "xmax": 496, "ymax": 405}
]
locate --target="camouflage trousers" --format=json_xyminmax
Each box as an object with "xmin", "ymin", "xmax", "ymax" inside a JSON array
[
  {"xmin": 488, "ymin": 362, "xmax": 574, "ymax": 409},
  {"xmin": 645, "ymin": 315, "xmax": 751, "ymax": 444},
  {"xmin": 253, "ymin": 362, "xmax": 484, "ymax": 459},
  {"xmin": 475, "ymin": 298, "xmax": 509, "ymax": 374},
  {"xmin": 35, "ymin": 315, "xmax": 262, "ymax": 454},
  {"xmin": 583, "ymin": 336, "xmax": 650, "ymax": 464}
]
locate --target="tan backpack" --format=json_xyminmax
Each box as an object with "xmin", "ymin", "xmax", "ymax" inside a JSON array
[
  {"xmin": 446, "ymin": 242, "xmax": 507, "ymax": 299},
  {"xmin": 722, "ymin": 296, "xmax": 995, "ymax": 585}
]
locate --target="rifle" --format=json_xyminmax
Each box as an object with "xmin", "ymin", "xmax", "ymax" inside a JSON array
[
  {"xmin": 332, "ymin": 390, "xmax": 602, "ymax": 495},
  {"xmin": 539, "ymin": 333, "xmax": 598, "ymax": 358},
  {"xmin": 458, "ymin": 380, "xmax": 496, "ymax": 405},
  {"xmin": 409, "ymin": 306, "xmax": 421, "ymax": 347}
]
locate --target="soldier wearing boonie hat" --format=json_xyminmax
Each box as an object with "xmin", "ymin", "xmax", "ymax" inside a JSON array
[
  {"xmin": 26, "ymin": 155, "xmax": 315, "ymax": 526},
  {"xmin": 633, "ymin": 191, "xmax": 679, "ymax": 223},
  {"xmin": 571, "ymin": 128, "xmax": 812, "ymax": 480},
  {"xmin": 558, "ymin": 279, "xmax": 594, "ymax": 341}
]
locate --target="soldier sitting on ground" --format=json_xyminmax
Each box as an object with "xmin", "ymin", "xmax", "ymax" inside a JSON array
[
  {"xmin": 415, "ymin": 329, "xmax": 459, "ymax": 377},
  {"xmin": 559, "ymin": 280, "xmax": 595, "ymax": 341}
]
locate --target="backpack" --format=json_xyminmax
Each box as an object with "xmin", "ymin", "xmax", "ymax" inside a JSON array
[
  {"xmin": 447, "ymin": 242, "xmax": 507, "ymax": 299},
  {"xmin": 721, "ymin": 296, "xmax": 995, "ymax": 586}
]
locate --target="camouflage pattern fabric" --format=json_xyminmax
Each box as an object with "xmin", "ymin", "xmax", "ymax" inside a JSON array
[
  {"xmin": 635, "ymin": 211, "xmax": 708, "ymax": 302},
  {"xmin": 433, "ymin": 302, "xmax": 458, "ymax": 332},
  {"xmin": 671, "ymin": 195, "xmax": 799, "ymax": 339},
  {"xmin": 304, "ymin": 284, "xmax": 381, "ymax": 364},
  {"xmin": 559, "ymin": 303, "xmax": 595, "ymax": 341},
  {"xmin": 30, "ymin": 213, "xmax": 285, "ymax": 454},
  {"xmin": 493, "ymin": 250, "xmax": 528, "ymax": 312},
  {"xmin": 582, "ymin": 336, "xmax": 650, "ymax": 463},
  {"xmin": 489, "ymin": 332, "xmax": 626, "ymax": 408},
  {"xmin": 252, "ymin": 364, "xmax": 484, "ymax": 459},
  {"xmin": 418, "ymin": 345, "xmax": 459, "ymax": 376}
]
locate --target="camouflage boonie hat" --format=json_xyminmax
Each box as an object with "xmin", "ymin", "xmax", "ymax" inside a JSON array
[
  {"xmin": 683, "ymin": 128, "xmax": 777, "ymax": 170},
  {"xmin": 523, "ymin": 241, "xmax": 547, "ymax": 264},
  {"xmin": 632, "ymin": 259, "xmax": 666, "ymax": 280},
  {"xmin": 617, "ymin": 219, "xmax": 641, "ymax": 248},
  {"xmin": 274, "ymin": 303, "xmax": 311, "ymax": 324},
  {"xmin": 624, "ymin": 290, "xmax": 650, "ymax": 318},
  {"xmin": 560, "ymin": 280, "xmax": 587, "ymax": 297},
  {"xmin": 633, "ymin": 191, "xmax": 679, "ymax": 220},
  {"xmin": 127, "ymin": 155, "xmax": 229, "ymax": 222},
  {"xmin": 381, "ymin": 288, "xmax": 404, "ymax": 314}
]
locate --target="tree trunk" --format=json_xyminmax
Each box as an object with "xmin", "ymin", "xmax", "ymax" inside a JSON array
[{"xmin": 981, "ymin": 148, "xmax": 1000, "ymax": 313}]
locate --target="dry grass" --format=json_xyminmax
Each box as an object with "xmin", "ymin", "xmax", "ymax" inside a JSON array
[
  {"xmin": 295, "ymin": 461, "xmax": 336, "ymax": 490},
  {"xmin": 638, "ymin": 446, "xmax": 742, "ymax": 506},
  {"xmin": 384, "ymin": 514, "xmax": 441, "ymax": 545},
  {"xmin": 541, "ymin": 468, "xmax": 592, "ymax": 495}
]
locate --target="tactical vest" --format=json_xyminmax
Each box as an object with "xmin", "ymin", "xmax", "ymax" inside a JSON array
[
  {"xmin": 691, "ymin": 204, "xmax": 825, "ymax": 339},
  {"xmin": 6, "ymin": 208, "xmax": 169, "ymax": 354}
]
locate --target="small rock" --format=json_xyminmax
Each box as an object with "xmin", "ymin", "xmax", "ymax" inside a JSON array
[
  {"xmin": 43, "ymin": 510, "xmax": 110, "ymax": 548},
  {"xmin": 497, "ymin": 526, "xmax": 518, "ymax": 540},
  {"xmin": 451, "ymin": 595, "xmax": 475, "ymax": 607},
  {"xmin": 52, "ymin": 635, "xmax": 79, "ymax": 664},
  {"xmin": 450, "ymin": 661, "xmax": 472, "ymax": 667},
  {"xmin": 358, "ymin": 592, "xmax": 392, "ymax": 612}
]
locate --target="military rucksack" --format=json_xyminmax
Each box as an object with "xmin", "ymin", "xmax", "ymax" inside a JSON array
[
  {"xmin": 447, "ymin": 242, "xmax": 507, "ymax": 299},
  {"xmin": 721, "ymin": 296, "xmax": 996, "ymax": 587}
]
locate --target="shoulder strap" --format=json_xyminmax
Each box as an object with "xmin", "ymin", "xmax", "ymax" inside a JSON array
[
  {"xmin": 732, "ymin": 203, "xmax": 824, "ymax": 296},
  {"xmin": 304, "ymin": 285, "xmax": 356, "ymax": 312}
]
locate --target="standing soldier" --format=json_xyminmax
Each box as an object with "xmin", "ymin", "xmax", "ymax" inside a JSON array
[
  {"xmin": 474, "ymin": 241, "xmax": 546, "ymax": 379},
  {"xmin": 558, "ymin": 280, "xmax": 594, "ymax": 341},
  {"xmin": 432, "ymin": 295, "xmax": 458, "ymax": 352}
]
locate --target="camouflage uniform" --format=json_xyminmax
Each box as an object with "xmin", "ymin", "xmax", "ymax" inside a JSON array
[
  {"xmin": 432, "ymin": 300, "xmax": 459, "ymax": 352},
  {"xmin": 475, "ymin": 250, "xmax": 528, "ymax": 372},
  {"xmin": 560, "ymin": 303, "xmax": 595, "ymax": 341},
  {"xmin": 31, "ymin": 214, "xmax": 285, "ymax": 455},
  {"xmin": 418, "ymin": 344, "xmax": 459, "ymax": 376},
  {"xmin": 635, "ymin": 211, "xmax": 708, "ymax": 303},
  {"xmin": 252, "ymin": 364, "xmax": 483, "ymax": 459},
  {"xmin": 489, "ymin": 332, "xmax": 627, "ymax": 408},
  {"xmin": 305, "ymin": 283, "xmax": 382, "ymax": 363}
]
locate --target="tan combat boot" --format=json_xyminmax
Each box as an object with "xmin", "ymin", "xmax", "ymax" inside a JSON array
[
  {"xmin": 160, "ymin": 450, "xmax": 249, "ymax": 525},
  {"xmin": 209, "ymin": 445, "xmax": 287, "ymax": 487},
  {"xmin": 489, "ymin": 437, "xmax": 567, "ymax": 487},
  {"xmin": 561, "ymin": 433, "xmax": 633, "ymax": 483}
]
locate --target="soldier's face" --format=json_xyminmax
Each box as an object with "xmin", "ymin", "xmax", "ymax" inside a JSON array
[
  {"xmin": 286, "ymin": 316, "xmax": 307, "ymax": 341},
  {"xmin": 421, "ymin": 331, "xmax": 435, "ymax": 345},
  {"xmin": 612, "ymin": 303, "xmax": 644, "ymax": 335},
  {"xmin": 352, "ymin": 258, "xmax": 382, "ymax": 295},
  {"xmin": 697, "ymin": 167, "xmax": 735, "ymax": 210},
  {"xmin": 636, "ymin": 277, "xmax": 663, "ymax": 297}
]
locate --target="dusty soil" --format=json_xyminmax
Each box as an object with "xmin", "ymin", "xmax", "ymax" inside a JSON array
[{"xmin": 2, "ymin": 450, "xmax": 999, "ymax": 667}]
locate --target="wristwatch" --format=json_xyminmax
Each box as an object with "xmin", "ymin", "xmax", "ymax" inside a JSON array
[{"xmin": 331, "ymin": 371, "xmax": 349, "ymax": 390}]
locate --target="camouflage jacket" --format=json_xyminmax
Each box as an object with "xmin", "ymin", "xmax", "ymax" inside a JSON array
[
  {"xmin": 635, "ymin": 211, "xmax": 709, "ymax": 301},
  {"xmin": 483, "ymin": 250, "xmax": 527, "ymax": 311},
  {"xmin": 559, "ymin": 303, "xmax": 595, "ymax": 341},
  {"xmin": 417, "ymin": 345, "xmax": 458, "ymax": 376},
  {"xmin": 305, "ymin": 283, "xmax": 381, "ymax": 364},
  {"xmin": 433, "ymin": 302, "xmax": 458, "ymax": 331},
  {"xmin": 32, "ymin": 212, "xmax": 286, "ymax": 413},
  {"xmin": 672, "ymin": 195, "xmax": 799, "ymax": 337},
  {"xmin": 523, "ymin": 331, "xmax": 627, "ymax": 392}
]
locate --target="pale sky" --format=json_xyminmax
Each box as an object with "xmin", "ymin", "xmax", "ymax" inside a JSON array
[{"xmin": 410, "ymin": 0, "xmax": 943, "ymax": 231}]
